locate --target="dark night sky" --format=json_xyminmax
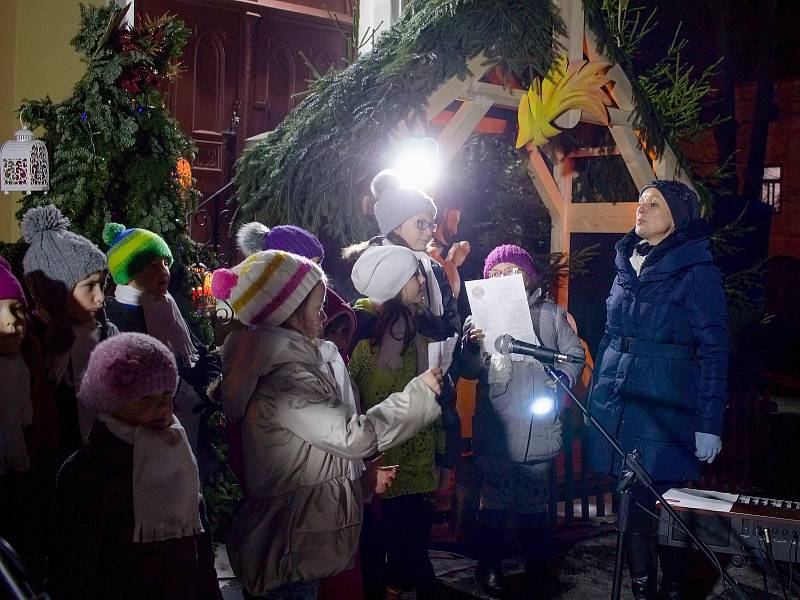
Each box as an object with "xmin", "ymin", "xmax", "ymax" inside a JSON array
[{"xmin": 636, "ymin": 0, "xmax": 799, "ymax": 82}]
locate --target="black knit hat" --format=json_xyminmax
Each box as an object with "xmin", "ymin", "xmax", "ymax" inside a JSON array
[{"xmin": 641, "ymin": 180, "xmax": 700, "ymax": 228}]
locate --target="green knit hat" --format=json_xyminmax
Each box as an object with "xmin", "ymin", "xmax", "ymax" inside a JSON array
[{"xmin": 103, "ymin": 223, "xmax": 174, "ymax": 285}]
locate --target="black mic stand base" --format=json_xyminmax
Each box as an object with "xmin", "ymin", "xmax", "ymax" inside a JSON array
[{"xmin": 542, "ymin": 365, "xmax": 749, "ymax": 600}]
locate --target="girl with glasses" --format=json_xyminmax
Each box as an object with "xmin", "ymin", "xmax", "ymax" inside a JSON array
[{"xmin": 460, "ymin": 244, "xmax": 585, "ymax": 598}]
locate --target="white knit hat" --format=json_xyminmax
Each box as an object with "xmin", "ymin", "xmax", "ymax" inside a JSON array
[
  {"xmin": 351, "ymin": 245, "xmax": 420, "ymax": 303},
  {"xmin": 210, "ymin": 250, "xmax": 324, "ymax": 327}
]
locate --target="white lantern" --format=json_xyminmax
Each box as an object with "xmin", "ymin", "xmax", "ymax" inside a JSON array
[{"xmin": 1, "ymin": 116, "xmax": 49, "ymax": 195}]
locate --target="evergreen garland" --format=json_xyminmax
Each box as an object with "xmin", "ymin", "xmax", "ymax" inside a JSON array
[
  {"xmin": 236, "ymin": 0, "xmax": 566, "ymax": 244},
  {"xmin": 16, "ymin": 4, "xmax": 200, "ymax": 271},
  {"xmin": 235, "ymin": 0, "xmax": 722, "ymax": 245}
]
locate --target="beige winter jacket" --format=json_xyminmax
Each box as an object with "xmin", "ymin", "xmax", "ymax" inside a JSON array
[{"xmin": 220, "ymin": 326, "xmax": 440, "ymax": 596}]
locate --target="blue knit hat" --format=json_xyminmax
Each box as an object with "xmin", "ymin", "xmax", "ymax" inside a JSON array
[{"xmin": 641, "ymin": 180, "xmax": 700, "ymax": 228}]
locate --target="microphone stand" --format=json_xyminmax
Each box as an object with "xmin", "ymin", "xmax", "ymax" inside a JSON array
[{"xmin": 542, "ymin": 365, "xmax": 748, "ymax": 600}]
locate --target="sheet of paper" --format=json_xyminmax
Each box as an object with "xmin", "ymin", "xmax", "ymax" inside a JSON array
[
  {"xmin": 464, "ymin": 274, "xmax": 538, "ymax": 356},
  {"xmin": 428, "ymin": 334, "xmax": 459, "ymax": 374},
  {"xmin": 661, "ymin": 488, "xmax": 739, "ymax": 513}
]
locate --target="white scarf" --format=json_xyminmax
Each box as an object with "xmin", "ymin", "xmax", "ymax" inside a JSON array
[
  {"xmin": 629, "ymin": 245, "xmax": 646, "ymax": 276},
  {"xmin": 115, "ymin": 285, "xmax": 199, "ymax": 368},
  {"xmin": 0, "ymin": 355, "xmax": 32, "ymax": 474},
  {"xmin": 71, "ymin": 321, "xmax": 105, "ymax": 443},
  {"xmin": 99, "ymin": 414, "xmax": 204, "ymax": 543},
  {"xmin": 381, "ymin": 239, "xmax": 444, "ymax": 316},
  {"xmin": 318, "ymin": 340, "xmax": 365, "ymax": 481}
]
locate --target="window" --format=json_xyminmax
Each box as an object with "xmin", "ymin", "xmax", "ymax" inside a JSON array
[{"xmin": 761, "ymin": 166, "xmax": 782, "ymax": 213}]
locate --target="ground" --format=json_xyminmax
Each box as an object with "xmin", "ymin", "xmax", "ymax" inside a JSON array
[{"xmin": 216, "ymin": 524, "xmax": 789, "ymax": 599}]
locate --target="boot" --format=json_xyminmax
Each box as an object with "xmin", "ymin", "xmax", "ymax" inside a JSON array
[
  {"xmin": 519, "ymin": 513, "xmax": 557, "ymax": 599},
  {"xmin": 626, "ymin": 531, "xmax": 657, "ymax": 600},
  {"xmin": 475, "ymin": 509, "xmax": 505, "ymax": 597},
  {"xmin": 658, "ymin": 546, "xmax": 685, "ymax": 600}
]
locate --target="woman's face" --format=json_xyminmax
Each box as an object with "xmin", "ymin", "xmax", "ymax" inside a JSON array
[
  {"xmin": 487, "ymin": 261, "xmax": 531, "ymax": 289},
  {"xmin": 400, "ymin": 271, "xmax": 427, "ymax": 309},
  {"xmin": 635, "ymin": 188, "xmax": 675, "ymax": 245},
  {"xmin": 392, "ymin": 211, "xmax": 436, "ymax": 251},
  {"xmin": 289, "ymin": 282, "xmax": 327, "ymax": 339}
]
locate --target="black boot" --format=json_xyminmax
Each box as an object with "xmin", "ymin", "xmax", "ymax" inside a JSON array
[
  {"xmin": 519, "ymin": 513, "xmax": 557, "ymax": 599},
  {"xmin": 658, "ymin": 546, "xmax": 685, "ymax": 600},
  {"xmin": 475, "ymin": 509, "xmax": 505, "ymax": 597},
  {"xmin": 626, "ymin": 531, "xmax": 657, "ymax": 600}
]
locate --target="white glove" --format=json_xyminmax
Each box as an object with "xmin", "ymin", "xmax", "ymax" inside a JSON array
[{"xmin": 695, "ymin": 432, "xmax": 722, "ymax": 463}]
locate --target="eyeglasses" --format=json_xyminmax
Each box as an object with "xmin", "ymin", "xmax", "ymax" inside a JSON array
[
  {"xmin": 488, "ymin": 267, "xmax": 521, "ymax": 278},
  {"xmin": 415, "ymin": 219, "xmax": 438, "ymax": 232}
]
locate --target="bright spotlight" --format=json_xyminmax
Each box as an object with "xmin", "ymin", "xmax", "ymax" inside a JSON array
[
  {"xmin": 530, "ymin": 396, "xmax": 555, "ymax": 416},
  {"xmin": 389, "ymin": 137, "xmax": 440, "ymax": 190}
]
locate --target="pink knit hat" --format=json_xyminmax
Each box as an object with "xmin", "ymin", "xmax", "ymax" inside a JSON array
[
  {"xmin": 210, "ymin": 250, "xmax": 324, "ymax": 327},
  {"xmin": 0, "ymin": 257, "xmax": 27, "ymax": 307},
  {"xmin": 78, "ymin": 333, "xmax": 178, "ymax": 414},
  {"xmin": 483, "ymin": 244, "xmax": 538, "ymax": 281}
]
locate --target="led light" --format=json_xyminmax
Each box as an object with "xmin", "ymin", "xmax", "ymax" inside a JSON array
[
  {"xmin": 531, "ymin": 396, "xmax": 554, "ymax": 416},
  {"xmin": 389, "ymin": 137, "xmax": 440, "ymax": 190}
]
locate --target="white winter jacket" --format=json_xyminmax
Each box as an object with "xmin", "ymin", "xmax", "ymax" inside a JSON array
[{"xmin": 220, "ymin": 325, "xmax": 440, "ymax": 595}]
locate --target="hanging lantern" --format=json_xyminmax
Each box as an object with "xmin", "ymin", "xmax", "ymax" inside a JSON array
[{"xmin": 1, "ymin": 115, "xmax": 49, "ymax": 195}]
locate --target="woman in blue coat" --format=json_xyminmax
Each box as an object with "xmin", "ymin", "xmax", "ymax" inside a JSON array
[{"xmin": 589, "ymin": 180, "xmax": 729, "ymax": 600}]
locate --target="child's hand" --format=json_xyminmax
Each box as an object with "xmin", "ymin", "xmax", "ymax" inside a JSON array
[
  {"xmin": 467, "ymin": 328, "xmax": 485, "ymax": 345},
  {"xmin": 419, "ymin": 368, "xmax": 443, "ymax": 395},
  {"xmin": 375, "ymin": 466, "xmax": 399, "ymax": 494}
]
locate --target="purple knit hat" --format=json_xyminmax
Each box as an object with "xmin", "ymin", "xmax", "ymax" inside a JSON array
[
  {"xmin": 0, "ymin": 257, "xmax": 27, "ymax": 308},
  {"xmin": 78, "ymin": 332, "xmax": 178, "ymax": 414},
  {"xmin": 483, "ymin": 244, "xmax": 538, "ymax": 281},
  {"xmin": 236, "ymin": 222, "xmax": 325, "ymax": 263}
]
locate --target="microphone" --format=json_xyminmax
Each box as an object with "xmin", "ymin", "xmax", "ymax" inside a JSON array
[{"xmin": 495, "ymin": 334, "xmax": 584, "ymax": 365}]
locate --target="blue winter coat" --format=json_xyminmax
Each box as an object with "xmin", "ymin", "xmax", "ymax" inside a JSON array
[{"xmin": 588, "ymin": 222, "xmax": 729, "ymax": 482}]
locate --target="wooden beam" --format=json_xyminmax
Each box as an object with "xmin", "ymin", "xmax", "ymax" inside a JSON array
[
  {"xmin": 585, "ymin": 28, "xmax": 699, "ymax": 195},
  {"xmin": 424, "ymin": 52, "xmax": 493, "ymax": 122},
  {"xmin": 467, "ymin": 81, "xmax": 633, "ymax": 126},
  {"xmin": 581, "ymin": 106, "xmax": 633, "ymax": 127},
  {"xmin": 607, "ymin": 125, "xmax": 655, "ymax": 190},
  {"xmin": 436, "ymin": 99, "xmax": 493, "ymax": 165},
  {"xmin": 467, "ymin": 81, "xmax": 523, "ymax": 110},
  {"xmin": 526, "ymin": 145, "xmax": 565, "ymax": 225},
  {"xmin": 584, "ymin": 30, "xmax": 634, "ymax": 112},
  {"xmin": 554, "ymin": 0, "xmax": 585, "ymax": 129},
  {"xmin": 569, "ymin": 202, "xmax": 637, "ymax": 233}
]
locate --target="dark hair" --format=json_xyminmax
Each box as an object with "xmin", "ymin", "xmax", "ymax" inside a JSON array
[{"xmin": 370, "ymin": 298, "xmax": 417, "ymax": 355}]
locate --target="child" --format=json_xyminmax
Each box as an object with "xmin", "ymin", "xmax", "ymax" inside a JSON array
[
  {"xmin": 237, "ymin": 221, "xmax": 357, "ymax": 360},
  {"xmin": 48, "ymin": 332, "xmax": 221, "ymax": 600},
  {"xmin": 236, "ymin": 223, "xmax": 360, "ymax": 600},
  {"xmin": 103, "ymin": 222, "xmax": 220, "ymax": 453},
  {"xmin": 0, "ymin": 257, "xmax": 35, "ymax": 565},
  {"xmin": 460, "ymin": 244, "xmax": 585, "ymax": 598},
  {"xmin": 345, "ymin": 170, "xmax": 463, "ymax": 476},
  {"xmin": 213, "ymin": 249, "xmax": 442, "ymax": 599},
  {"xmin": 0, "ymin": 257, "xmax": 32, "ymax": 475},
  {"xmin": 348, "ymin": 245, "xmax": 447, "ymax": 599},
  {"xmin": 22, "ymin": 205, "xmax": 118, "ymax": 452}
]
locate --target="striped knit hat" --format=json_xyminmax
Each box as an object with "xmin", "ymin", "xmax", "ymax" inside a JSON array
[
  {"xmin": 103, "ymin": 223, "xmax": 174, "ymax": 285},
  {"xmin": 210, "ymin": 250, "xmax": 324, "ymax": 327}
]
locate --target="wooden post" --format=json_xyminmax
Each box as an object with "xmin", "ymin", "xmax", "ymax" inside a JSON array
[
  {"xmin": 554, "ymin": 0, "xmax": 585, "ymax": 130},
  {"xmin": 436, "ymin": 98, "xmax": 493, "ymax": 166}
]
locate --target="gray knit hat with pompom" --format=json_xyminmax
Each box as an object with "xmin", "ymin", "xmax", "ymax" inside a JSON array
[
  {"xmin": 22, "ymin": 205, "xmax": 108, "ymax": 311},
  {"xmin": 371, "ymin": 169, "xmax": 437, "ymax": 235}
]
